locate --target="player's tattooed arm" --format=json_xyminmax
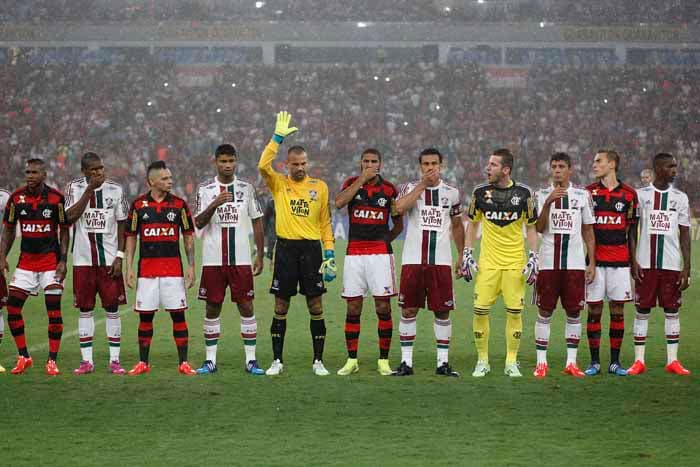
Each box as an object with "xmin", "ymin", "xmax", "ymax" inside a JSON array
[
  {"xmin": 679, "ymin": 225, "xmax": 691, "ymax": 290},
  {"xmin": 184, "ymin": 233, "xmax": 196, "ymax": 289}
]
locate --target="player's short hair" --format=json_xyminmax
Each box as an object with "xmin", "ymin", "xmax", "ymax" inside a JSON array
[
  {"xmin": 81, "ymin": 152, "xmax": 102, "ymax": 170},
  {"xmin": 550, "ymin": 152, "xmax": 571, "ymax": 167},
  {"xmin": 653, "ymin": 152, "xmax": 674, "ymax": 167},
  {"xmin": 26, "ymin": 158, "xmax": 45, "ymax": 167},
  {"xmin": 147, "ymin": 160, "xmax": 167, "ymax": 179},
  {"xmin": 597, "ymin": 149, "xmax": 620, "ymax": 172},
  {"xmin": 215, "ymin": 144, "xmax": 237, "ymax": 159},
  {"xmin": 287, "ymin": 145, "xmax": 306, "ymax": 157},
  {"xmin": 492, "ymin": 148, "xmax": 514, "ymax": 172},
  {"xmin": 361, "ymin": 148, "xmax": 381, "ymax": 161},
  {"xmin": 419, "ymin": 147, "xmax": 442, "ymax": 164}
]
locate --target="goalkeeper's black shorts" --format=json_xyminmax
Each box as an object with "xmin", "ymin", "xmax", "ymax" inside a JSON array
[{"xmin": 270, "ymin": 238, "xmax": 326, "ymax": 298}]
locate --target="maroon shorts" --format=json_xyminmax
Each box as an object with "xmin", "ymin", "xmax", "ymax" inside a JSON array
[
  {"xmin": 536, "ymin": 269, "xmax": 586, "ymax": 312},
  {"xmin": 198, "ymin": 265, "xmax": 254, "ymax": 304},
  {"xmin": 73, "ymin": 266, "xmax": 127, "ymax": 310},
  {"xmin": 0, "ymin": 274, "xmax": 7, "ymax": 308},
  {"xmin": 398, "ymin": 264, "xmax": 454, "ymax": 312},
  {"xmin": 635, "ymin": 269, "xmax": 682, "ymax": 309}
]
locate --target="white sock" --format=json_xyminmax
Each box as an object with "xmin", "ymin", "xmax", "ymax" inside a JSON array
[
  {"xmin": 535, "ymin": 313, "xmax": 551, "ymax": 365},
  {"xmin": 105, "ymin": 311, "xmax": 122, "ymax": 362},
  {"xmin": 240, "ymin": 315, "xmax": 257, "ymax": 363},
  {"xmin": 633, "ymin": 312, "xmax": 650, "ymax": 363},
  {"xmin": 665, "ymin": 312, "xmax": 680, "ymax": 364},
  {"xmin": 565, "ymin": 316, "xmax": 582, "ymax": 365},
  {"xmin": 78, "ymin": 310, "xmax": 95, "ymax": 364},
  {"xmin": 434, "ymin": 318, "xmax": 451, "ymax": 366},
  {"xmin": 204, "ymin": 317, "xmax": 221, "ymax": 365},
  {"xmin": 399, "ymin": 316, "xmax": 417, "ymax": 367}
]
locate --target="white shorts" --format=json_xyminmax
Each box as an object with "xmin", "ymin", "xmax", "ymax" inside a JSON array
[
  {"xmin": 341, "ymin": 254, "xmax": 397, "ymax": 299},
  {"xmin": 585, "ymin": 266, "xmax": 632, "ymax": 304},
  {"xmin": 135, "ymin": 277, "xmax": 188, "ymax": 312},
  {"xmin": 9, "ymin": 268, "xmax": 63, "ymax": 296}
]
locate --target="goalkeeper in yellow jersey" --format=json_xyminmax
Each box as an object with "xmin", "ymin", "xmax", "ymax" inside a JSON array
[
  {"xmin": 258, "ymin": 111, "xmax": 335, "ymax": 376},
  {"xmin": 462, "ymin": 149, "xmax": 539, "ymax": 377}
]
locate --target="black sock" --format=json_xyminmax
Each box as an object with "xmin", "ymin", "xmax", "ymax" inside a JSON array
[
  {"xmin": 310, "ymin": 315, "xmax": 326, "ymax": 362},
  {"xmin": 271, "ymin": 315, "xmax": 287, "ymax": 362}
]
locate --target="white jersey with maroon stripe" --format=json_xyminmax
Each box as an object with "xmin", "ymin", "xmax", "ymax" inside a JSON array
[
  {"xmin": 196, "ymin": 177, "xmax": 263, "ymax": 267},
  {"xmin": 0, "ymin": 188, "xmax": 10, "ymax": 226},
  {"xmin": 636, "ymin": 185, "xmax": 690, "ymax": 271},
  {"xmin": 65, "ymin": 178, "xmax": 128, "ymax": 267},
  {"xmin": 399, "ymin": 180, "xmax": 462, "ymax": 266},
  {"xmin": 535, "ymin": 184, "xmax": 595, "ymax": 270}
]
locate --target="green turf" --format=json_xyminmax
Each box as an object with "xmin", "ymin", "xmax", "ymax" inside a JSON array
[{"xmin": 1, "ymin": 239, "xmax": 699, "ymax": 466}]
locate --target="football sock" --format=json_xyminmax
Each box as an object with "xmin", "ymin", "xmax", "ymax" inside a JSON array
[
  {"xmin": 434, "ymin": 317, "xmax": 451, "ymax": 366},
  {"xmin": 344, "ymin": 314, "xmax": 361, "ymax": 359},
  {"xmin": 505, "ymin": 309, "xmax": 522, "ymax": 365},
  {"xmin": 171, "ymin": 311, "xmax": 189, "ymax": 364},
  {"xmin": 399, "ymin": 316, "xmax": 416, "ymax": 367},
  {"xmin": 203, "ymin": 317, "xmax": 221, "ymax": 365},
  {"xmin": 664, "ymin": 310, "xmax": 680, "ymax": 364},
  {"xmin": 240, "ymin": 315, "xmax": 258, "ymax": 362},
  {"xmin": 270, "ymin": 313, "xmax": 287, "ymax": 362},
  {"xmin": 78, "ymin": 309, "xmax": 95, "ymax": 364},
  {"xmin": 633, "ymin": 310, "xmax": 650, "ymax": 363},
  {"xmin": 45, "ymin": 293, "xmax": 63, "ymax": 361},
  {"xmin": 473, "ymin": 307, "xmax": 490, "ymax": 363},
  {"xmin": 535, "ymin": 313, "xmax": 551, "ymax": 365},
  {"xmin": 105, "ymin": 306, "xmax": 121, "ymax": 362},
  {"xmin": 7, "ymin": 289, "xmax": 29, "ymax": 357},
  {"xmin": 586, "ymin": 313, "xmax": 601, "ymax": 363},
  {"xmin": 377, "ymin": 312, "xmax": 392, "ymax": 359},
  {"xmin": 565, "ymin": 315, "xmax": 582, "ymax": 365},
  {"xmin": 309, "ymin": 313, "xmax": 326, "ymax": 362},
  {"xmin": 137, "ymin": 312, "xmax": 155, "ymax": 363},
  {"xmin": 609, "ymin": 313, "xmax": 625, "ymax": 364}
]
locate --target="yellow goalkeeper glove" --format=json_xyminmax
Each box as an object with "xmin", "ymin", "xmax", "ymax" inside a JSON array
[{"xmin": 272, "ymin": 111, "xmax": 299, "ymax": 143}]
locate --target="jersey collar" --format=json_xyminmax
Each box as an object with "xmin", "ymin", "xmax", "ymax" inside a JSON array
[{"xmin": 216, "ymin": 175, "xmax": 236, "ymax": 186}]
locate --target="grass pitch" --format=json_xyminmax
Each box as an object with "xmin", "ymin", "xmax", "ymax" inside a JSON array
[{"xmin": 1, "ymin": 240, "xmax": 699, "ymax": 466}]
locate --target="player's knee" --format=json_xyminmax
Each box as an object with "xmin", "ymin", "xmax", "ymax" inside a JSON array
[
  {"xmin": 346, "ymin": 299, "xmax": 363, "ymax": 316},
  {"xmin": 434, "ymin": 310, "xmax": 450, "ymax": 320},
  {"xmin": 636, "ymin": 307, "xmax": 652, "ymax": 315},
  {"xmin": 306, "ymin": 296, "xmax": 323, "ymax": 315},
  {"xmin": 237, "ymin": 301, "xmax": 254, "ymax": 318},
  {"xmin": 374, "ymin": 299, "xmax": 391, "ymax": 317},
  {"xmin": 564, "ymin": 309, "xmax": 580, "ymax": 319},
  {"xmin": 79, "ymin": 309, "xmax": 94, "ymax": 319},
  {"xmin": 663, "ymin": 308, "xmax": 679, "ymax": 315},
  {"xmin": 474, "ymin": 307, "xmax": 490, "ymax": 317},
  {"xmin": 539, "ymin": 308, "xmax": 554, "ymax": 318},
  {"xmin": 274, "ymin": 297, "xmax": 290, "ymax": 314},
  {"xmin": 401, "ymin": 307, "xmax": 418, "ymax": 319},
  {"xmin": 104, "ymin": 304, "xmax": 119, "ymax": 314},
  {"xmin": 205, "ymin": 302, "xmax": 223, "ymax": 319}
]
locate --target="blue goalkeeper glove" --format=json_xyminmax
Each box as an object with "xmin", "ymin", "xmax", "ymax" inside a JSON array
[
  {"xmin": 522, "ymin": 250, "xmax": 539, "ymax": 285},
  {"xmin": 461, "ymin": 247, "xmax": 478, "ymax": 282},
  {"xmin": 272, "ymin": 111, "xmax": 299, "ymax": 144},
  {"xmin": 319, "ymin": 249, "xmax": 337, "ymax": 283}
]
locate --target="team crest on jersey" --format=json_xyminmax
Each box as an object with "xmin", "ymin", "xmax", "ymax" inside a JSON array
[
  {"xmin": 510, "ymin": 194, "xmax": 521, "ymax": 206},
  {"xmin": 570, "ymin": 199, "xmax": 579, "ymax": 208},
  {"xmin": 166, "ymin": 211, "xmax": 176, "ymax": 222},
  {"xmin": 42, "ymin": 209, "xmax": 52, "ymax": 218},
  {"xmin": 235, "ymin": 190, "xmax": 245, "ymax": 201},
  {"xmin": 615, "ymin": 202, "xmax": 625, "ymax": 212},
  {"xmin": 199, "ymin": 288, "xmax": 207, "ymax": 296},
  {"xmin": 377, "ymin": 197, "xmax": 387, "ymax": 207},
  {"xmin": 104, "ymin": 198, "xmax": 114, "ymax": 208},
  {"xmin": 441, "ymin": 197, "xmax": 449, "ymax": 207},
  {"xmin": 309, "ymin": 190, "xmax": 318, "ymax": 201}
]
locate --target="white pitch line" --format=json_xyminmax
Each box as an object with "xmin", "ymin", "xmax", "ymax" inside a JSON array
[{"xmin": 27, "ymin": 308, "xmax": 130, "ymax": 353}]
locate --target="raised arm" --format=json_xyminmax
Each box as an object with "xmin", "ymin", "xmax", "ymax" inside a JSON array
[{"xmin": 259, "ymin": 111, "xmax": 298, "ymax": 192}]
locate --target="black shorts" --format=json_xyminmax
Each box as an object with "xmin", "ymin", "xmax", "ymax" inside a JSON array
[{"xmin": 270, "ymin": 238, "xmax": 326, "ymax": 298}]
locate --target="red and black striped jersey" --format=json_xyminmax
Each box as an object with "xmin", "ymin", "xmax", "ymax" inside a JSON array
[
  {"xmin": 2, "ymin": 184, "xmax": 68, "ymax": 272},
  {"xmin": 125, "ymin": 192, "xmax": 194, "ymax": 278},
  {"xmin": 342, "ymin": 176, "xmax": 400, "ymax": 255},
  {"xmin": 586, "ymin": 181, "xmax": 638, "ymax": 267}
]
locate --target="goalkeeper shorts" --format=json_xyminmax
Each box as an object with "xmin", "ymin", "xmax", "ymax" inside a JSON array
[
  {"xmin": 474, "ymin": 268, "xmax": 525, "ymax": 311},
  {"xmin": 270, "ymin": 238, "xmax": 326, "ymax": 298}
]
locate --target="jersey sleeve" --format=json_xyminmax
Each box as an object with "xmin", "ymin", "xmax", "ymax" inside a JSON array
[
  {"xmin": 678, "ymin": 193, "xmax": 691, "ymax": 227},
  {"xmin": 180, "ymin": 201, "xmax": 195, "ymax": 236},
  {"xmin": 57, "ymin": 194, "xmax": 69, "ymax": 226},
  {"xmin": 467, "ymin": 189, "xmax": 482, "ymax": 222},
  {"xmin": 582, "ymin": 190, "xmax": 595, "ymax": 225},
  {"xmin": 449, "ymin": 188, "xmax": 463, "ymax": 217},
  {"xmin": 319, "ymin": 183, "xmax": 334, "ymax": 251},
  {"xmin": 115, "ymin": 186, "xmax": 128, "ymax": 222},
  {"xmin": 626, "ymin": 189, "xmax": 639, "ymax": 224},
  {"xmin": 340, "ymin": 177, "xmax": 355, "ymax": 192},
  {"xmin": 125, "ymin": 201, "xmax": 139, "ymax": 237},
  {"xmin": 64, "ymin": 183, "xmax": 76, "ymax": 210},
  {"xmin": 3, "ymin": 196, "xmax": 16, "ymax": 226},
  {"xmin": 525, "ymin": 188, "xmax": 537, "ymax": 225},
  {"xmin": 258, "ymin": 140, "xmax": 285, "ymax": 194},
  {"xmin": 194, "ymin": 185, "xmax": 206, "ymax": 217},
  {"xmin": 248, "ymin": 185, "xmax": 264, "ymax": 220},
  {"xmin": 389, "ymin": 185, "xmax": 400, "ymax": 218}
]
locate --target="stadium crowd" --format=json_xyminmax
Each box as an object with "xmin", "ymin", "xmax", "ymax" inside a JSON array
[
  {"xmin": 1, "ymin": 60, "xmax": 699, "ymax": 212},
  {"xmin": 1, "ymin": 0, "xmax": 699, "ymax": 26}
]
